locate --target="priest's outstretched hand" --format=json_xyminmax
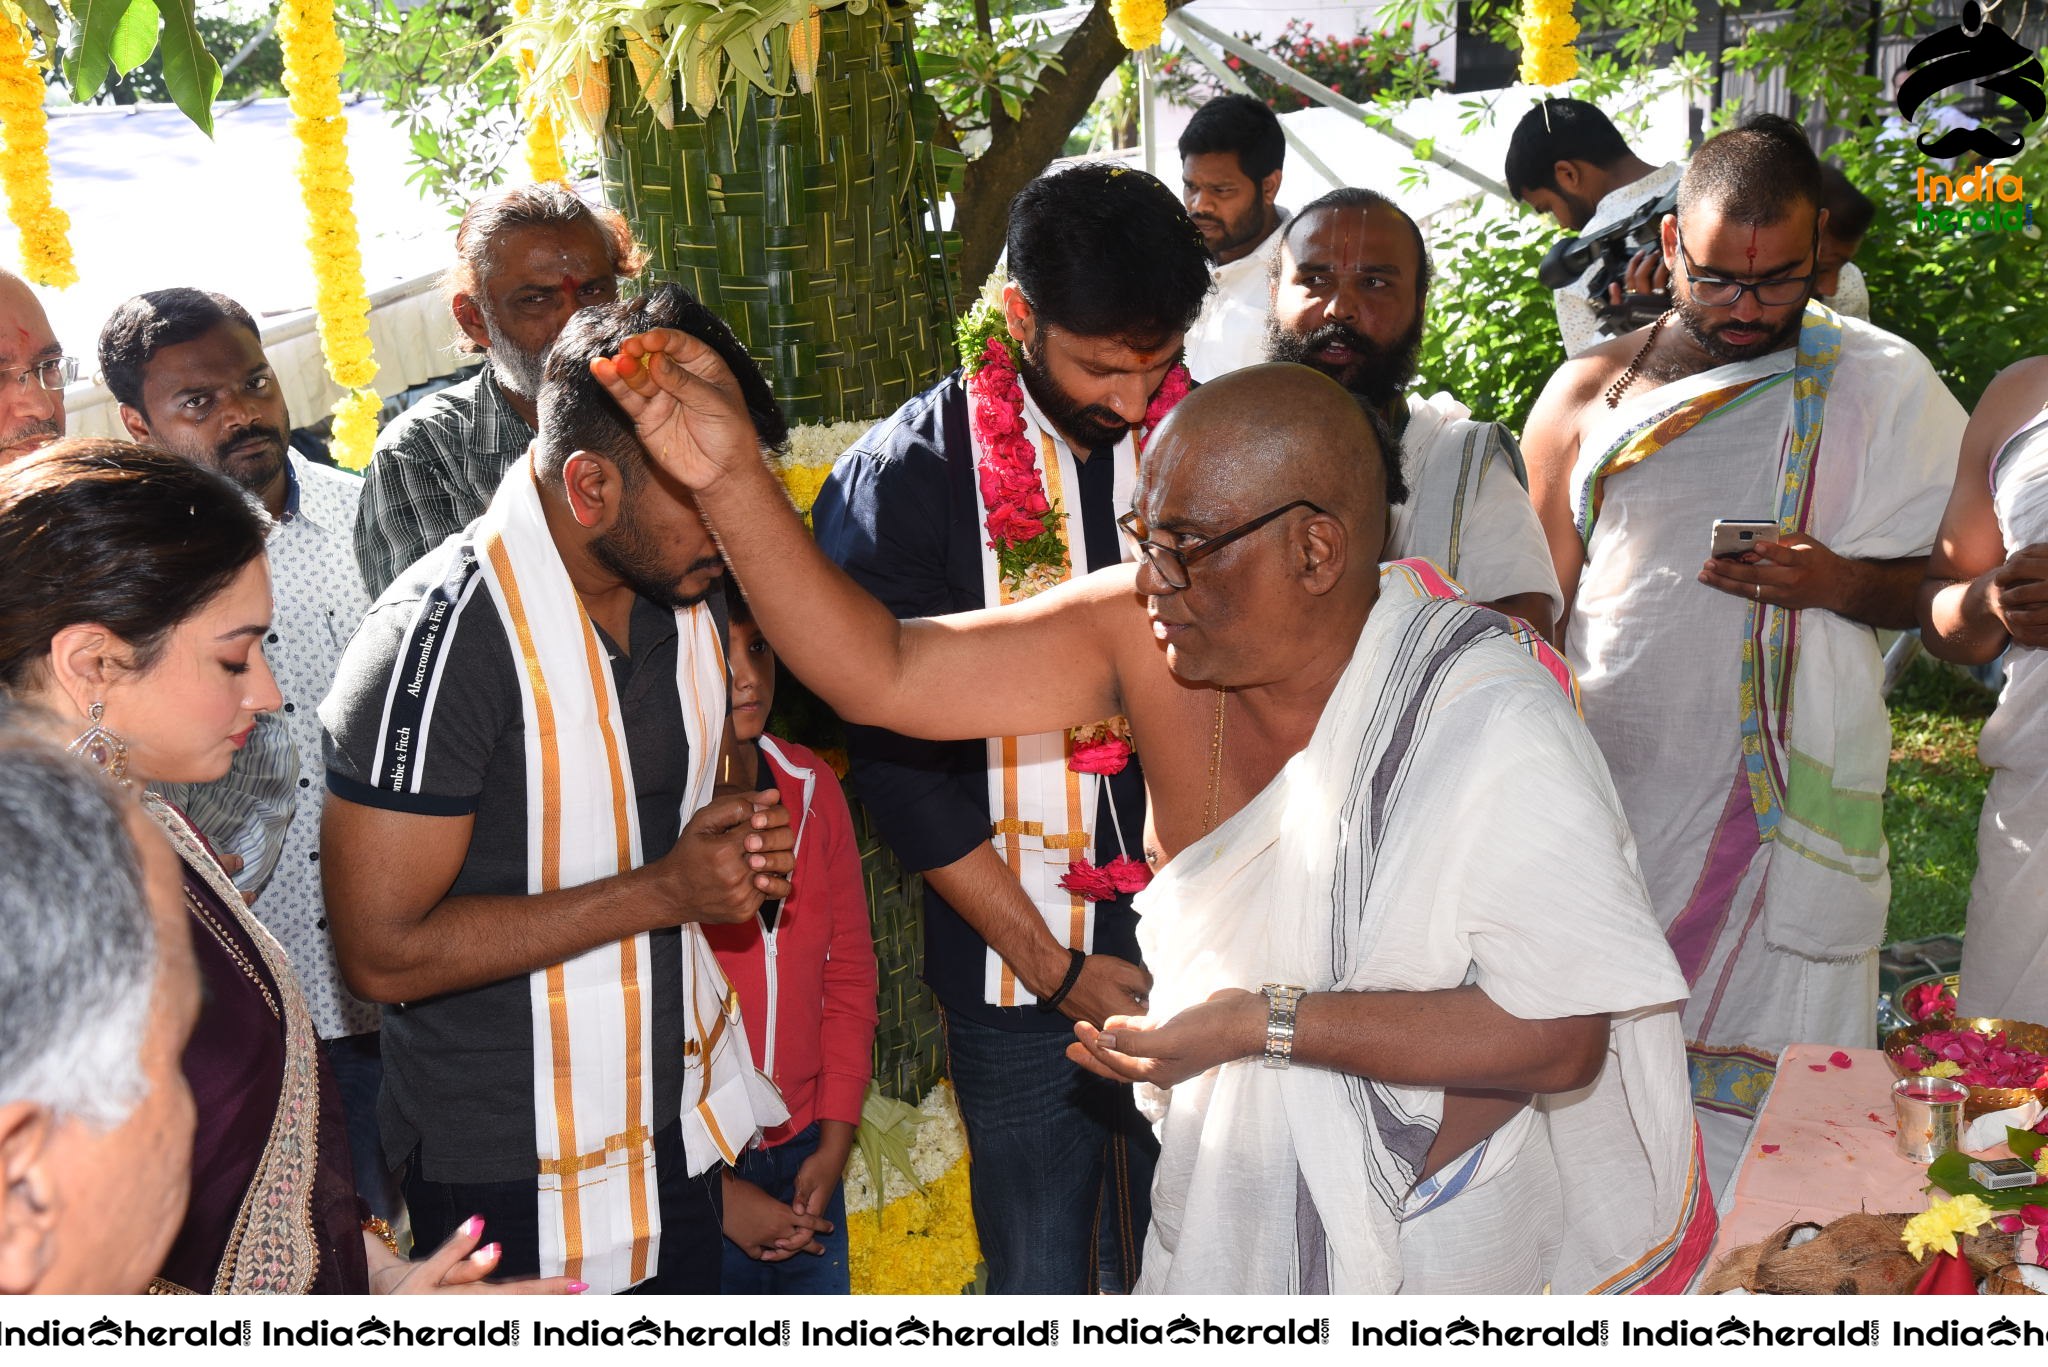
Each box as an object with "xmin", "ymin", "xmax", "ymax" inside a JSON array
[
  {"xmin": 1067, "ymin": 989, "xmax": 1265, "ymax": 1090},
  {"xmin": 592, "ymin": 329, "xmax": 762, "ymax": 492}
]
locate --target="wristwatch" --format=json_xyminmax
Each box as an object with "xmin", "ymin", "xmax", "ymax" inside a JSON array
[{"xmin": 1260, "ymin": 983, "xmax": 1308, "ymax": 1069}]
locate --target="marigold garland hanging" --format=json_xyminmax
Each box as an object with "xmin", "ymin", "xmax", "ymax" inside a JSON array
[
  {"xmin": 277, "ymin": 0, "xmax": 381, "ymax": 469},
  {"xmin": 1517, "ymin": 0, "xmax": 1580, "ymax": 88},
  {"xmin": 1110, "ymin": 0, "xmax": 1167, "ymax": 52},
  {"xmin": 510, "ymin": 0, "xmax": 567, "ymax": 181},
  {"xmin": 0, "ymin": 11, "xmax": 74, "ymax": 288}
]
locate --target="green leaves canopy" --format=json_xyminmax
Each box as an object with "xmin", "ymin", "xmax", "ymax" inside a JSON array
[{"xmin": 33, "ymin": 0, "xmax": 224, "ymax": 134}]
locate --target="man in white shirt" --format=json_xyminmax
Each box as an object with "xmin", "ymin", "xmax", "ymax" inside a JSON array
[
  {"xmin": 1505, "ymin": 98, "xmax": 1682, "ymax": 357},
  {"xmin": 1180, "ymin": 94, "xmax": 1288, "ymax": 381},
  {"xmin": 97, "ymin": 288, "xmax": 389, "ymax": 1219},
  {"xmin": 1266, "ymin": 187, "xmax": 1561, "ymax": 637}
]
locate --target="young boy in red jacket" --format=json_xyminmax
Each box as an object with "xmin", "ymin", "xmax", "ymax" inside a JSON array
[{"xmin": 709, "ymin": 577, "xmax": 879, "ymax": 1293}]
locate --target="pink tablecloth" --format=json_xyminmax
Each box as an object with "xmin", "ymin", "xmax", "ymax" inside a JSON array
[{"xmin": 1708, "ymin": 1042, "xmax": 1950, "ymax": 1265}]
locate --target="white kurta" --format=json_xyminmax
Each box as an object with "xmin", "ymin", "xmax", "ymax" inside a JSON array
[
  {"xmin": 1567, "ymin": 312, "xmax": 1963, "ymax": 1188},
  {"xmin": 1183, "ymin": 212, "xmax": 1288, "ymax": 383},
  {"xmin": 1961, "ymin": 409, "xmax": 2048, "ymax": 1020},
  {"xmin": 1134, "ymin": 564, "xmax": 1708, "ymax": 1295},
  {"xmin": 1390, "ymin": 391, "xmax": 1563, "ymax": 618}
]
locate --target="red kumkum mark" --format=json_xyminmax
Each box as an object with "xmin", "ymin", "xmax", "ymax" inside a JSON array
[
  {"xmin": 1760, "ymin": 1144, "xmax": 1780, "ymax": 1154},
  {"xmin": 1745, "ymin": 224, "xmax": 1759, "ymax": 273}
]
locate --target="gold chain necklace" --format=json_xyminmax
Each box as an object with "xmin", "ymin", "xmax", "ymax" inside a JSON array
[
  {"xmin": 184, "ymin": 889, "xmax": 280, "ymax": 1021},
  {"xmin": 1203, "ymin": 688, "xmax": 1227, "ymax": 833},
  {"xmin": 1604, "ymin": 308, "xmax": 1675, "ymax": 409}
]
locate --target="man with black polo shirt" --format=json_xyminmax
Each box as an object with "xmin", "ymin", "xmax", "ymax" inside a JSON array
[
  {"xmin": 810, "ymin": 163, "xmax": 1212, "ymax": 1294},
  {"xmin": 318, "ymin": 286, "xmax": 801, "ymax": 1294}
]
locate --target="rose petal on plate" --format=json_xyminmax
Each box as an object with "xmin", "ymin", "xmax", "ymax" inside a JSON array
[
  {"xmin": 1760, "ymin": 1144, "xmax": 1780, "ymax": 1154},
  {"xmin": 1809, "ymin": 1064, "xmax": 1829, "ymax": 1072},
  {"xmin": 1829, "ymin": 1051, "xmax": 1853, "ymax": 1069}
]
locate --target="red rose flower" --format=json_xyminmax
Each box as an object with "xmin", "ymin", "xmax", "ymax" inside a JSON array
[
  {"xmin": 986, "ymin": 502, "xmax": 1049, "ymax": 546},
  {"xmin": 1059, "ymin": 859, "xmax": 1118, "ymax": 902},
  {"xmin": 1069, "ymin": 735, "xmax": 1132, "ymax": 776},
  {"xmin": 1103, "ymin": 855, "xmax": 1152, "ymax": 894}
]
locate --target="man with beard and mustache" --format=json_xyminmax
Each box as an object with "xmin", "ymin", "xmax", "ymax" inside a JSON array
[
  {"xmin": 320, "ymin": 285, "xmax": 800, "ymax": 1293},
  {"xmin": 1265, "ymin": 188, "xmax": 1560, "ymax": 637},
  {"xmin": 96, "ymin": 287, "xmax": 397, "ymax": 1221},
  {"xmin": 811, "ymin": 162, "xmax": 1211, "ymax": 1294},
  {"xmin": 0, "ymin": 268, "xmax": 69, "ymax": 465},
  {"xmin": 1522, "ymin": 115, "xmax": 1965, "ymax": 1191},
  {"xmin": 353, "ymin": 182, "xmax": 644, "ymax": 596},
  {"xmin": 1178, "ymin": 95, "xmax": 1288, "ymax": 381}
]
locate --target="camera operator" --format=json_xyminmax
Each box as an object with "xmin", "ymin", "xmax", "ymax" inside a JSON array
[{"xmin": 1505, "ymin": 98, "xmax": 1684, "ymax": 357}]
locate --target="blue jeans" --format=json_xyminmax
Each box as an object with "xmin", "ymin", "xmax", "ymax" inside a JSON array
[
  {"xmin": 324, "ymin": 1032, "xmax": 404, "ymax": 1224},
  {"xmin": 944, "ymin": 1014, "xmax": 1156, "ymax": 1294},
  {"xmin": 719, "ymin": 1122, "xmax": 850, "ymax": 1294},
  {"xmin": 401, "ymin": 1119, "xmax": 723, "ymax": 1293}
]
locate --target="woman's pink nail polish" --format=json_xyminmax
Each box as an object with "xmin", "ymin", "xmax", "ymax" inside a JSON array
[
  {"xmin": 471, "ymin": 1242, "xmax": 502, "ymax": 1263},
  {"xmin": 462, "ymin": 1215, "xmax": 485, "ymax": 1239},
  {"xmin": 568, "ymin": 1281, "xmax": 589, "ymax": 1294}
]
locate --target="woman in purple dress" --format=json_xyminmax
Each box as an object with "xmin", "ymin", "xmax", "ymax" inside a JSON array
[{"xmin": 0, "ymin": 441, "xmax": 576, "ymax": 1295}]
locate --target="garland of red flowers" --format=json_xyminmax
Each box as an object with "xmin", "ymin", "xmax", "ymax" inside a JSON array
[{"xmin": 962, "ymin": 324, "xmax": 1193, "ymax": 902}]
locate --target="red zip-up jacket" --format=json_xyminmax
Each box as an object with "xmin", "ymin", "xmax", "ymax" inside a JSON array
[{"xmin": 705, "ymin": 735, "xmax": 878, "ymax": 1147}]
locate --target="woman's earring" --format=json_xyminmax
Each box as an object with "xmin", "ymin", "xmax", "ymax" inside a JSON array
[{"xmin": 68, "ymin": 700, "xmax": 131, "ymax": 788}]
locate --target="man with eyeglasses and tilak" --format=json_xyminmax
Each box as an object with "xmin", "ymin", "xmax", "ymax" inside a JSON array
[
  {"xmin": 0, "ymin": 267, "xmax": 71, "ymax": 464},
  {"xmin": 1521, "ymin": 114, "xmax": 1967, "ymax": 1196},
  {"xmin": 588, "ymin": 340, "xmax": 1717, "ymax": 1297}
]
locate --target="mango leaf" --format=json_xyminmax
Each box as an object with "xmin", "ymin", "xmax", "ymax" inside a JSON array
[
  {"xmin": 107, "ymin": 0, "xmax": 158, "ymax": 76},
  {"xmin": 12, "ymin": 0, "xmax": 63, "ymax": 52},
  {"xmin": 153, "ymin": 0, "xmax": 221, "ymax": 136},
  {"xmin": 61, "ymin": 0, "xmax": 139, "ymax": 104},
  {"xmin": 2009, "ymin": 1127, "xmax": 2046, "ymax": 1163}
]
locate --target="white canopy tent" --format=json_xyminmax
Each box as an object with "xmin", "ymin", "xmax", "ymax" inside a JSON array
[{"xmin": 21, "ymin": 96, "xmax": 474, "ymax": 441}]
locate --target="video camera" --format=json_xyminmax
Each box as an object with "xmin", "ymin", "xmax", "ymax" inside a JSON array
[{"xmin": 1536, "ymin": 185, "xmax": 1679, "ymax": 332}]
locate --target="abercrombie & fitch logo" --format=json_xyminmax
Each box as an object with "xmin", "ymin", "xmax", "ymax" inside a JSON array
[{"xmin": 1894, "ymin": 0, "xmax": 2044, "ymax": 160}]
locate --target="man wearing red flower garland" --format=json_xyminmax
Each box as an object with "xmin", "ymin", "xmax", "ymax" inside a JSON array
[
  {"xmin": 810, "ymin": 162, "xmax": 1212, "ymax": 1294},
  {"xmin": 597, "ymin": 349, "xmax": 1713, "ymax": 1296}
]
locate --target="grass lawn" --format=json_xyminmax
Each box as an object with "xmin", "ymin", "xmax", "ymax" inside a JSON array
[{"xmin": 1885, "ymin": 655, "xmax": 1997, "ymax": 944}]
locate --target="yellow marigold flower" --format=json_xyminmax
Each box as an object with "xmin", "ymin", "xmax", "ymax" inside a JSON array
[
  {"xmin": 1516, "ymin": 0, "xmax": 1580, "ymax": 88},
  {"xmin": 1902, "ymin": 1193, "xmax": 1995, "ymax": 1261},
  {"xmin": 1920, "ymin": 1060, "xmax": 1965, "ymax": 1079},
  {"xmin": 0, "ymin": 13, "xmax": 75, "ymax": 288},
  {"xmin": 278, "ymin": 0, "xmax": 380, "ymax": 408},
  {"xmin": 1111, "ymin": 0, "xmax": 1166, "ymax": 52},
  {"xmin": 328, "ymin": 387, "xmax": 382, "ymax": 472}
]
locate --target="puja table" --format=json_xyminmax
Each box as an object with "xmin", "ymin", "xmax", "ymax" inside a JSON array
[{"xmin": 1707, "ymin": 1041, "xmax": 2013, "ymax": 1270}]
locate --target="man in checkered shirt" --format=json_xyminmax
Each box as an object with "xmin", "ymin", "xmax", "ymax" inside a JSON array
[{"xmin": 352, "ymin": 182, "xmax": 645, "ymax": 595}]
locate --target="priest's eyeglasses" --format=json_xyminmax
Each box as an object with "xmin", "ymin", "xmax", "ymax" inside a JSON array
[
  {"xmin": 1117, "ymin": 501, "xmax": 1327, "ymax": 591},
  {"xmin": 1673, "ymin": 225, "xmax": 1818, "ymax": 308},
  {"xmin": 0, "ymin": 355, "xmax": 77, "ymax": 392}
]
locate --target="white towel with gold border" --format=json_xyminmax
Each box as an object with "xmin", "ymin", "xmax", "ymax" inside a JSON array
[{"xmin": 472, "ymin": 450, "xmax": 786, "ymax": 1293}]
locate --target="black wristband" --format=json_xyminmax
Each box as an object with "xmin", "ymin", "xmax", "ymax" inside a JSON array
[{"xmin": 1037, "ymin": 948, "xmax": 1087, "ymax": 1013}]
